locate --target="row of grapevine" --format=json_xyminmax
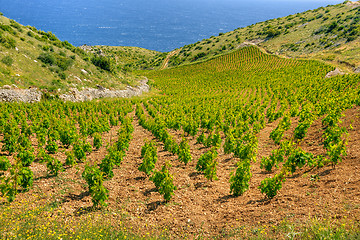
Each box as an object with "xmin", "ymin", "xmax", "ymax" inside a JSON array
[
  {"xmin": 142, "ymin": 46, "xmax": 360, "ymax": 199},
  {"xmin": 0, "ymin": 99, "xmax": 134, "ymax": 204}
]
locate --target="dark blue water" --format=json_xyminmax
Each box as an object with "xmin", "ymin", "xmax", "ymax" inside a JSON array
[{"xmin": 0, "ymin": 0, "xmax": 341, "ymax": 52}]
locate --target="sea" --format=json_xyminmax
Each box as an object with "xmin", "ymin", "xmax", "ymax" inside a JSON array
[{"xmin": 0, "ymin": 0, "xmax": 342, "ymax": 52}]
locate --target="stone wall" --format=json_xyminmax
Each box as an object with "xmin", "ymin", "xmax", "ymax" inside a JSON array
[
  {"xmin": 0, "ymin": 79, "xmax": 150, "ymax": 103},
  {"xmin": 0, "ymin": 86, "xmax": 42, "ymax": 103},
  {"xmin": 58, "ymin": 79, "xmax": 150, "ymax": 102}
]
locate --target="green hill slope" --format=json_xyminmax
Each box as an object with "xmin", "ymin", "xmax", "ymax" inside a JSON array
[
  {"xmin": 0, "ymin": 15, "xmax": 152, "ymax": 92},
  {"xmin": 91, "ymin": 45, "xmax": 165, "ymax": 71},
  {"xmin": 167, "ymin": 1, "xmax": 360, "ymax": 71}
]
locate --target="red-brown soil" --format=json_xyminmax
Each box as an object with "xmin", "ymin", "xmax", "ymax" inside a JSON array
[{"xmin": 1, "ymin": 106, "xmax": 360, "ymax": 238}]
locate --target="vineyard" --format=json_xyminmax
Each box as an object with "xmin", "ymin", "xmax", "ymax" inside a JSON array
[{"xmin": 1, "ymin": 46, "xmax": 360, "ymax": 239}]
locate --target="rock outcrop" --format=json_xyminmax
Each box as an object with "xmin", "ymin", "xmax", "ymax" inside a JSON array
[
  {"xmin": 325, "ymin": 68, "xmax": 345, "ymax": 78},
  {"xmin": 59, "ymin": 79, "xmax": 150, "ymax": 102},
  {"xmin": 0, "ymin": 79, "xmax": 150, "ymax": 103},
  {"xmin": 354, "ymin": 66, "xmax": 360, "ymax": 74},
  {"xmin": 0, "ymin": 88, "xmax": 42, "ymax": 103}
]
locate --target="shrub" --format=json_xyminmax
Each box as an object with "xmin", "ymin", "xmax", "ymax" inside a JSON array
[
  {"xmin": 83, "ymin": 141, "xmax": 93, "ymax": 154},
  {"xmin": 285, "ymin": 149, "xmax": 314, "ymax": 174},
  {"xmin": 45, "ymin": 154, "xmax": 63, "ymax": 176},
  {"xmin": 59, "ymin": 128, "xmax": 77, "ymax": 148},
  {"xmin": 294, "ymin": 120, "xmax": 312, "ymax": 140},
  {"xmin": 73, "ymin": 141, "xmax": 86, "ymax": 162},
  {"xmin": 204, "ymin": 156, "xmax": 218, "ymax": 181},
  {"xmin": 192, "ymin": 52, "xmax": 206, "ymax": 61},
  {"xmin": 45, "ymin": 140, "xmax": 58, "ymax": 154},
  {"xmin": 58, "ymin": 72, "xmax": 66, "ymax": 80},
  {"xmin": 178, "ymin": 138, "xmax": 192, "ymax": 165},
  {"xmin": 150, "ymin": 162, "xmax": 176, "ymax": 202},
  {"xmin": 138, "ymin": 144, "xmax": 157, "ymax": 176},
  {"xmin": 91, "ymin": 55, "xmax": 114, "ymax": 72},
  {"xmin": 229, "ymin": 161, "xmax": 252, "ymax": 196},
  {"xmin": 82, "ymin": 165, "xmax": 109, "ymax": 207},
  {"xmin": 196, "ymin": 132, "xmax": 205, "ymax": 144},
  {"xmin": 259, "ymin": 173, "xmax": 286, "ymax": 199},
  {"xmin": 38, "ymin": 52, "xmax": 56, "ymax": 65},
  {"xmin": 196, "ymin": 148, "xmax": 218, "ymax": 172},
  {"xmin": 65, "ymin": 151, "xmax": 76, "ymax": 166},
  {"xmin": 224, "ymin": 132, "xmax": 235, "ymax": 154},
  {"xmin": 93, "ymin": 133, "xmax": 103, "ymax": 150},
  {"xmin": 0, "ymin": 156, "xmax": 11, "ymax": 171},
  {"xmin": 1, "ymin": 56, "xmax": 13, "ymax": 66},
  {"xmin": 17, "ymin": 150, "xmax": 35, "ymax": 167},
  {"xmin": 27, "ymin": 31, "xmax": 34, "ymax": 37},
  {"xmin": 56, "ymin": 55, "xmax": 73, "ymax": 71},
  {"xmin": 0, "ymin": 35, "xmax": 16, "ymax": 48},
  {"xmin": 107, "ymin": 147, "xmax": 124, "ymax": 166},
  {"xmin": 99, "ymin": 155, "xmax": 115, "ymax": 179},
  {"xmin": 19, "ymin": 167, "xmax": 34, "ymax": 191}
]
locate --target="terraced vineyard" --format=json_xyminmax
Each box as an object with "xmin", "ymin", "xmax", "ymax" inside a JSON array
[{"xmin": 1, "ymin": 46, "xmax": 360, "ymax": 239}]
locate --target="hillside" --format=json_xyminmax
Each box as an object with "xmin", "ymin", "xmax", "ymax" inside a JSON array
[
  {"xmin": 0, "ymin": 14, "xmax": 151, "ymax": 92},
  {"xmin": 166, "ymin": 1, "xmax": 360, "ymax": 72},
  {"xmin": 1, "ymin": 46, "xmax": 360, "ymax": 239},
  {"xmin": 1, "ymin": 2, "xmax": 360, "ymax": 239},
  {"xmin": 2, "ymin": 1, "xmax": 360, "ymax": 92}
]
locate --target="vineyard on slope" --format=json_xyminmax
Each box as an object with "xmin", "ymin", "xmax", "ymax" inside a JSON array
[
  {"xmin": 144, "ymin": 46, "xmax": 359, "ymax": 197},
  {"xmin": 0, "ymin": 46, "xmax": 360, "ymax": 238}
]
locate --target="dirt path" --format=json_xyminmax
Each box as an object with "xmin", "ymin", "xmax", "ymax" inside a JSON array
[{"xmin": 160, "ymin": 49, "xmax": 181, "ymax": 70}]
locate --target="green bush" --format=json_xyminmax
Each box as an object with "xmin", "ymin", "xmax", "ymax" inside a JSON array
[
  {"xmin": 65, "ymin": 151, "xmax": 76, "ymax": 166},
  {"xmin": 45, "ymin": 140, "xmax": 58, "ymax": 154},
  {"xmin": 107, "ymin": 147, "xmax": 124, "ymax": 166},
  {"xmin": 99, "ymin": 155, "xmax": 115, "ymax": 179},
  {"xmin": 178, "ymin": 138, "xmax": 192, "ymax": 165},
  {"xmin": 59, "ymin": 128, "xmax": 77, "ymax": 148},
  {"xmin": 229, "ymin": 161, "xmax": 252, "ymax": 196},
  {"xmin": 259, "ymin": 173, "xmax": 286, "ymax": 199},
  {"xmin": 196, "ymin": 148, "xmax": 218, "ymax": 172},
  {"xmin": 17, "ymin": 150, "xmax": 35, "ymax": 167},
  {"xmin": 150, "ymin": 162, "xmax": 176, "ymax": 202},
  {"xmin": 19, "ymin": 167, "xmax": 34, "ymax": 191},
  {"xmin": 56, "ymin": 55, "xmax": 74, "ymax": 71},
  {"xmin": 138, "ymin": 143, "xmax": 157, "ymax": 176},
  {"xmin": 1, "ymin": 56, "xmax": 13, "ymax": 66},
  {"xmin": 38, "ymin": 53, "xmax": 56, "ymax": 65},
  {"xmin": 0, "ymin": 156, "xmax": 11, "ymax": 171},
  {"xmin": 285, "ymin": 149, "xmax": 313, "ymax": 174},
  {"xmin": 45, "ymin": 154, "xmax": 63, "ymax": 176},
  {"xmin": 82, "ymin": 165, "xmax": 109, "ymax": 207},
  {"xmin": 93, "ymin": 133, "xmax": 103, "ymax": 150},
  {"xmin": 0, "ymin": 35, "xmax": 16, "ymax": 48},
  {"xmin": 91, "ymin": 55, "xmax": 114, "ymax": 72},
  {"xmin": 38, "ymin": 52, "xmax": 74, "ymax": 70}
]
